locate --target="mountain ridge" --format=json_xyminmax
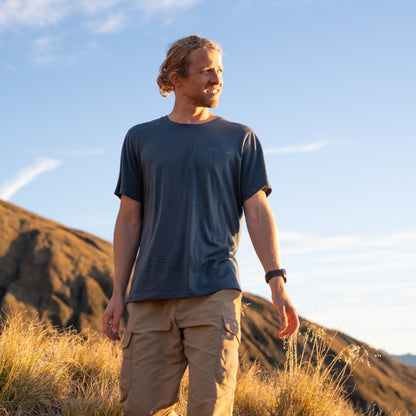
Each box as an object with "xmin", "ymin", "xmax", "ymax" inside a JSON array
[{"xmin": 391, "ymin": 354, "xmax": 416, "ymax": 369}]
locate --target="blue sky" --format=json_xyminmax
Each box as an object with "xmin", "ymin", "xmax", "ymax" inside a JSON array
[{"xmin": 1, "ymin": 0, "xmax": 415, "ymax": 355}]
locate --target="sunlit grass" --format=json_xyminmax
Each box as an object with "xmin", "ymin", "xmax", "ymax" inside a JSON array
[
  {"xmin": 0, "ymin": 312, "xmax": 121, "ymax": 415},
  {"xmin": 231, "ymin": 325, "xmax": 360, "ymax": 416},
  {"xmin": 0, "ymin": 313, "xmax": 411, "ymax": 415},
  {"xmin": 232, "ymin": 325, "xmax": 411, "ymax": 416}
]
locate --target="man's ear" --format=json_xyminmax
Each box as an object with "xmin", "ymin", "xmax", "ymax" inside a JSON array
[{"xmin": 169, "ymin": 72, "xmax": 182, "ymax": 88}]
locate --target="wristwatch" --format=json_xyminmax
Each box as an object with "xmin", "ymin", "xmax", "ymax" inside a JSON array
[{"xmin": 265, "ymin": 268, "xmax": 287, "ymax": 284}]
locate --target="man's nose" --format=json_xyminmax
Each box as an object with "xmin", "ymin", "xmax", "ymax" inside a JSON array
[{"xmin": 210, "ymin": 70, "xmax": 222, "ymax": 84}]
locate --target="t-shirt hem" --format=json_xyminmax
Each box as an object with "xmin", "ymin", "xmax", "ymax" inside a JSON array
[{"xmin": 126, "ymin": 285, "xmax": 242, "ymax": 303}]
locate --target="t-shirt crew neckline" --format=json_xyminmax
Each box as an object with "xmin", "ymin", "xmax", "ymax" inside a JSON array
[{"xmin": 163, "ymin": 115, "xmax": 221, "ymax": 127}]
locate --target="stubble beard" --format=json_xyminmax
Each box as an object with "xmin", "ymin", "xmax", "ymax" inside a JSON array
[
  {"xmin": 192, "ymin": 94, "xmax": 221, "ymax": 109},
  {"xmin": 185, "ymin": 85, "xmax": 222, "ymax": 108}
]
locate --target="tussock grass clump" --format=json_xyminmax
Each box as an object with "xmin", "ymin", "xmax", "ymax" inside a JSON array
[
  {"xmin": 0, "ymin": 313, "xmax": 411, "ymax": 415},
  {"xmin": 234, "ymin": 325, "xmax": 412, "ymax": 416},
  {"xmin": 233, "ymin": 325, "xmax": 361, "ymax": 416},
  {"xmin": 0, "ymin": 312, "xmax": 65, "ymax": 415},
  {"xmin": 271, "ymin": 325, "xmax": 362, "ymax": 416},
  {"xmin": 0, "ymin": 312, "xmax": 121, "ymax": 415},
  {"xmin": 233, "ymin": 358, "xmax": 281, "ymax": 415}
]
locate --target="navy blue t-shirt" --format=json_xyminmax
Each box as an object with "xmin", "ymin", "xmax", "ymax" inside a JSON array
[{"xmin": 115, "ymin": 116, "xmax": 271, "ymax": 302}]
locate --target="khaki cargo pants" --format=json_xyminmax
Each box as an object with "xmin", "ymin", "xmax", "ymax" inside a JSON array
[{"xmin": 120, "ymin": 289, "xmax": 242, "ymax": 416}]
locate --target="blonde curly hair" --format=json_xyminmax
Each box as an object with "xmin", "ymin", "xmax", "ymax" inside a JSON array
[{"xmin": 157, "ymin": 35, "xmax": 222, "ymax": 97}]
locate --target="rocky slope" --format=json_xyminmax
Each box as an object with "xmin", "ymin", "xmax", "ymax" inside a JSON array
[
  {"xmin": 0, "ymin": 200, "xmax": 113, "ymax": 332},
  {"xmin": 1, "ymin": 199, "xmax": 416, "ymax": 415}
]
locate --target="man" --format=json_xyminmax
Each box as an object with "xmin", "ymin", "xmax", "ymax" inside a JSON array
[{"xmin": 102, "ymin": 35, "xmax": 299, "ymax": 416}]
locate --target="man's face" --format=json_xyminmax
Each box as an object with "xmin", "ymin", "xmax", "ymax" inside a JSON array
[{"xmin": 179, "ymin": 47, "xmax": 223, "ymax": 108}]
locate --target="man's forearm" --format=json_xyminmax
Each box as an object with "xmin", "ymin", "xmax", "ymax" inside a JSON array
[
  {"xmin": 112, "ymin": 215, "xmax": 142, "ymax": 298},
  {"xmin": 244, "ymin": 191, "xmax": 282, "ymax": 273}
]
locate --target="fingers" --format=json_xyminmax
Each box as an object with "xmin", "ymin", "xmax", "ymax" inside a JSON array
[
  {"xmin": 110, "ymin": 314, "xmax": 121, "ymax": 341},
  {"xmin": 278, "ymin": 308, "xmax": 288, "ymax": 338},
  {"xmin": 277, "ymin": 305, "xmax": 300, "ymax": 339},
  {"xmin": 102, "ymin": 306, "xmax": 122, "ymax": 341},
  {"xmin": 102, "ymin": 313, "xmax": 114, "ymax": 340},
  {"xmin": 105, "ymin": 319, "xmax": 121, "ymax": 341},
  {"xmin": 279, "ymin": 317, "xmax": 298, "ymax": 338},
  {"xmin": 109, "ymin": 322, "xmax": 121, "ymax": 341}
]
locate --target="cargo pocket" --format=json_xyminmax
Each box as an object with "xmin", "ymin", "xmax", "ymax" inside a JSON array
[
  {"xmin": 216, "ymin": 316, "xmax": 240, "ymax": 387},
  {"xmin": 119, "ymin": 331, "xmax": 133, "ymax": 404}
]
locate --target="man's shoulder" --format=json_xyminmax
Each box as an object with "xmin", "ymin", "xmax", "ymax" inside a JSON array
[
  {"xmin": 127, "ymin": 116, "xmax": 166, "ymax": 136},
  {"xmin": 215, "ymin": 117, "xmax": 255, "ymax": 136}
]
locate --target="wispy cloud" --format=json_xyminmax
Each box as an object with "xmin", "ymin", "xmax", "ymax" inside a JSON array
[
  {"xmin": 0, "ymin": 158, "xmax": 62, "ymax": 201},
  {"xmin": 0, "ymin": 0, "xmax": 117, "ymax": 29},
  {"xmin": 134, "ymin": 0, "xmax": 200, "ymax": 13},
  {"xmin": 239, "ymin": 229, "xmax": 416, "ymax": 272},
  {"xmin": 0, "ymin": 0, "xmax": 71, "ymax": 29},
  {"xmin": 31, "ymin": 35, "xmax": 58, "ymax": 64},
  {"xmin": 90, "ymin": 13, "xmax": 126, "ymax": 34},
  {"xmin": 238, "ymin": 228, "xmax": 416, "ymax": 281},
  {"xmin": 280, "ymin": 230, "xmax": 416, "ymax": 254},
  {"xmin": 81, "ymin": 0, "xmax": 121, "ymax": 15},
  {"xmin": 31, "ymin": 35, "xmax": 98, "ymax": 65},
  {"xmin": 265, "ymin": 141, "xmax": 330, "ymax": 155},
  {"xmin": 2, "ymin": 0, "xmax": 200, "ymax": 65},
  {"xmin": 0, "ymin": 0, "xmax": 199, "ymax": 31},
  {"xmin": 278, "ymin": 230, "xmax": 416, "ymax": 279}
]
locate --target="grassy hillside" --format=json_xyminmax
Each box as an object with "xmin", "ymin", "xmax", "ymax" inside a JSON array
[
  {"xmin": 2, "ymin": 200, "xmax": 416, "ymax": 415},
  {"xmin": 0, "ymin": 312, "xmax": 411, "ymax": 416}
]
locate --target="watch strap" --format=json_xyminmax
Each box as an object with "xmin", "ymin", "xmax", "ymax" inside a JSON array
[{"xmin": 265, "ymin": 268, "xmax": 287, "ymax": 284}]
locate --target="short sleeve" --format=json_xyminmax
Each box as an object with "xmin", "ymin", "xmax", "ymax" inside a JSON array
[
  {"xmin": 240, "ymin": 131, "xmax": 272, "ymax": 204},
  {"xmin": 114, "ymin": 131, "xmax": 144, "ymax": 202}
]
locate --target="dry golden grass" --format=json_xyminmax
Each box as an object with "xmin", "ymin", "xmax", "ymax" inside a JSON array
[
  {"xmin": 232, "ymin": 325, "xmax": 412, "ymax": 416},
  {"xmin": 0, "ymin": 313, "xmax": 411, "ymax": 416},
  {"xmin": 231, "ymin": 326, "xmax": 349, "ymax": 415},
  {"xmin": 232, "ymin": 325, "xmax": 363, "ymax": 416},
  {"xmin": 0, "ymin": 312, "xmax": 121, "ymax": 415}
]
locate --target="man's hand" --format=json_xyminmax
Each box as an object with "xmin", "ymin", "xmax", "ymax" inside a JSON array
[
  {"xmin": 102, "ymin": 295, "xmax": 125, "ymax": 341},
  {"xmin": 269, "ymin": 276, "xmax": 300, "ymax": 338}
]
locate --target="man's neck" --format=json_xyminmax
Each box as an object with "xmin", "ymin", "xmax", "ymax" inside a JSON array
[{"xmin": 168, "ymin": 105, "xmax": 216, "ymax": 124}]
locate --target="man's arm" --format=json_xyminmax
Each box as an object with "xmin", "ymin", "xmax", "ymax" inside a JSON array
[
  {"xmin": 102, "ymin": 195, "xmax": 143, "ymax": 341},
  {"xmin": 243, "ymin": 190, "xmax": 299, "ymax": 338}
]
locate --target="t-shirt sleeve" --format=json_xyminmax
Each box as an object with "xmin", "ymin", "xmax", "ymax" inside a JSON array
[
  {"xmin": 114, "ymin": 131, "xmax": 144, "ymax": 202},
  {"xmin": 241, "ymin": 131, "xmax": 272, "ymax": 204}
]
